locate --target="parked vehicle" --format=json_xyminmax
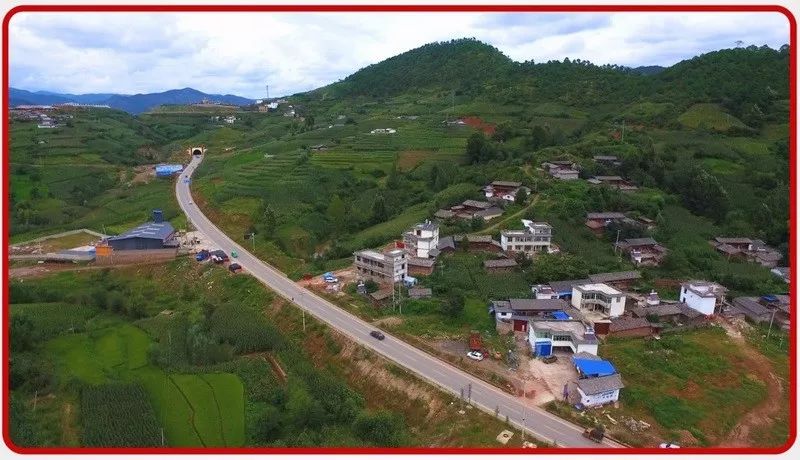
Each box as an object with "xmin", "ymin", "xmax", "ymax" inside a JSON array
[
  {"xmin": 324, "ymin": 275, "xmax": 338, "ymax": 283},
  {"xmin": 541, "ymin": 355, "xmax": 558, "ymax": 364},
  {"xmin": 582, "ymin": 427, "xmax": 604, "ymax": 443},
  {"xmin": 659, "ymin": 443, "xmax": 680, "ymax": 449},
  {"xmin": 370, "ymin": 330, "xmax": 385, "ymax": 340},
  {"xmin": 228, "ymin": 263, "xmax": 242, "ymax": 273},
  {"xmin": 231, "ymin": 250, "xmax": 238, "ymax": 258},
  {"xmin": 467, "ymin": 351, "xmax": 484, "ymax": 361},
  {"xmin": 210, "ymin": 250, "xmax": 229, "ymax": 263},
  {"xmin": 195, "ymin": 249, "xmax": 210, "ymax": 262}
]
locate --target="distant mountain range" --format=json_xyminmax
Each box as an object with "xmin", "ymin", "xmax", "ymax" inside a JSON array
[{"xmin": 9, "ymin": 87, "xmax": 254, "ymax": 114}]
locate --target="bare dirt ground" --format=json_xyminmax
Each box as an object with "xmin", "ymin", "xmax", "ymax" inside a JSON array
[
  {"xmin": 716, "ymin": 317, "xmax": 785, "ymax": 447},
  {"xmin": 124, "ymin": 164, "xmax": 155, "ymax": 186},
  {"xmin": 297, "ymin": 266, "xmax": 356, "ymax": 298},
  {"xmin": 428, "ymin": 337, "xmax": 552, "ymax": 406},
  {"xmin": 10, "ymin": 230, "xmax": 104, "ymax": 255},
  {"xmin": 526, "ymin": 349, "xmax": 579, "ymax": 404}
]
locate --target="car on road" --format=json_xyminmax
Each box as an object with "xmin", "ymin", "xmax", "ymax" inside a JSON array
[
  {"xmin": 541, "ymin": 355, "xmax": 558, "ymax": 364},
  {"xmin": 467, "ymin": 351, "xmax": 484, "ymax": 361},
  {"xmin": 659, "ymin": 443, "xmax": 680, "ymax": 448},
  {"xmin": 369, "ymin": 330, "xmax": 385, "ymax": 340},
  {"xmin": 188, "ymin": 201, "xmax": 193, "ymax": 205}
]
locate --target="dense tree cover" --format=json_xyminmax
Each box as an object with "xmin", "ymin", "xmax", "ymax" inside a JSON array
[{"xmin": 333, "ymin": 38, "xmax": 515, "ymax": 97}]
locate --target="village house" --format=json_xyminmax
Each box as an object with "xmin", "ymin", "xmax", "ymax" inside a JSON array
[
  {"xmin": 435, "ymin": 200, "xmax": 503, "ymax": 221},
  {"xmin": 408, "ymin": 287, "xmax": 432, "ymax": 300},
  {"xmin": 570, "ymin": 283, "xmax": 626, "ymax": 319},
  {"xmin": 587, "ymin": 271, "xmax": 641, "ymax": 290},
  {"xmin": 223, "ymin": 115, "xmax": 236, "ymax": 124},
  {"xmin": 406, "ymin": 257, "xmax": 435, "ymax": 276},
  {"xmin": 542, "ymin": 161, "xmax": 580, "ymax": 180},
  {"xmin": 402, "ymin": 221, "xmax": 440, "ymax": 259},
  {"xmin": 615, "ymin": 237, "xmax": 667, "ymax": 267},
  {"xmin": 500, "ymin": 219, "xmax": 554, "ymax": 256},
  {"xmin": 710, "ymin": 237, "xmax": 782, "ymax": 267},
  {"xmin": 484, "ymin": 258, "xmax": 518, "ymax": 272},
  {"xmin": 309, "ymin": 144, "xmax": 328, "ymax": 151},
  {"xmin": 369, "ymin": 288, "xmax": 393, "ymax": 306},
  {"xmin": 370, "ymin": 128, "xmax": 397, "ymax": 134},
  {"xmin": 528, "ymin": 318, "xmax": 599, "ymax": 356},
  {"xmin": 587, "ymin": 176, "xmax": 638, "ymax": 191},
  {"xmin": 771, "ymin": 267, "xmax": 790, "ymax": 284},
  {"xmin": 436, "ymin": 235, "xmax": 456, "ymax": 253},
  {"xmin": 483, "ymin": 181, "xmax": 528, "ymax": 202},
  {"xmin": 584, "ymin": 212, "xmax": 627, "ymax": 235},
  {"xmin": 530, "ymin": 284, "xmax": 559, "ymax": 299},
  {"xmin": 451, "ymin": 234, "xmax": 503, "ymax": 252},
  {"xmin": 606, "ymin": 316, "xmax": 653, "ymax": 338},
  {"xmin": 575, "ymin": 373, "xmax": 624, "ymax": 407},
  {"xmin": 593, "ymin": 155, "xmax": 621, "ymax": 167},
  {"xmin": 353, "ymin": 248, "xmax": 407, "ymax": 283},
  {"xmin": 730, "ymin": 295, "xmax": 789, "ymax": 329},
  {"xmin": 536, "ymin": 279, "xmax": 592, "ymax": 299},
  {"xmin": 631, "ymin": 299, "xmax": 707, "ymax": 327},
  {"xmin": 679, "ymin": 281, "xmax": 727, "ymax": 315}
]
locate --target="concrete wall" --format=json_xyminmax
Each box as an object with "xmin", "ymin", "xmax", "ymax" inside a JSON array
[
  {"xmin": 96, "ymin": 248, "xmax": 178, "ymax": 265},
  {"xmin": 577, "ymin": 387, "xmax": 619, "ymax": 407}
]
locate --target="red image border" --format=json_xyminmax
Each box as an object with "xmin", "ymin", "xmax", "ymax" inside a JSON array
[{"xmin": 2, "ymin": 3, "xmax": 796, "ymax": 455}]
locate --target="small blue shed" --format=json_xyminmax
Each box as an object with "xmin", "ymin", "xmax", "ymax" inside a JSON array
[
  {"xmin": 155, "ymin": 164, "xmax": 184, "ymax": 177},
  {"xmin": 533, "ymin": 340, "xmax": 552, "ymax": 357},
  {"xmin": 573, "ymin": 357, "xmax": 617, "ymax": 378}
]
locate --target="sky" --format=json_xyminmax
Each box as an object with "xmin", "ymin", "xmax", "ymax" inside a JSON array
[{"xmin": 9, "ymin": 11, "xmax": 790, "ymax": 98}]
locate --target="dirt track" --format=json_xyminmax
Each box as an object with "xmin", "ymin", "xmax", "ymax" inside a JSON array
[{"xmin": 717, "ymin": 318, "xmax": 786, "ymax": 447}]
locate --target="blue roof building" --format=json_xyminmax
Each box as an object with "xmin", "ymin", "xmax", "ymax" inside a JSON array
[
  {"xmin": 155, "ymin": 164, "xmax": 184, "ymax": 177},
  {"xmin": 572, "ymin": 356, "xmax": 617, "ymax": 378}
]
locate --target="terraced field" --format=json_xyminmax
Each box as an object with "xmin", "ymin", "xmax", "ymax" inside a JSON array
[{"xmin": 45, "ymin": 323, "xmax": 245, "ymax": 447}]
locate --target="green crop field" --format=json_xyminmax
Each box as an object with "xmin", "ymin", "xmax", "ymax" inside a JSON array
[
  {"xmin": 44, "ymin": 322, "xmax": 245, "ymax": 447},
  {"xmin": 678, "ymin": 103, "xmax": 747, "ymax": 131}
]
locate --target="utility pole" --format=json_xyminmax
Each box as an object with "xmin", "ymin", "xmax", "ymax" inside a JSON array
[
  {"xmin": 614, "ymin": 229, "xmax": 621, "ymax": 255},
  {"xmin": 302, "ymin": 308, "xmax": 306, "ymax": 333},
  {"xmin": 250, "ymin": 232, "xmax": 255, "ymax": 251},
  {"xmin": 467, "ymin": 382, "xmax": 472, "ymax": 405},
  {"xmin": 521, "ymin": 406, "xmax": 526, "ymax": 442},
  {"xmin": 621, "ymin": 119, "xmax": 625, "ymax": 143},
  {"xmin": 266, "ymin": 84, "xmax": 269, "ymax": 100},
  {"xmin": 767, "ymin": 309, "xmax": 777, "ymax": 341}
]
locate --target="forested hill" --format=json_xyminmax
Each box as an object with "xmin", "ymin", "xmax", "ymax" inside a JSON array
[
  {"xmin": 318, "ymin": 38, "xmax": 789, "ymax": 122},
  {"xmin": 327, "ymin": 38, "xmax": 517, "ymax": 97}
]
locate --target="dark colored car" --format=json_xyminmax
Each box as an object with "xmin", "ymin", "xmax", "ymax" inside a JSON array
[
  {"xmin": 370, "ymin": 330, "xmax": 385, "ymax": 340},
  {"xmin": 228, "ymin": 263, "xmax": 242, "ymax": 273}
]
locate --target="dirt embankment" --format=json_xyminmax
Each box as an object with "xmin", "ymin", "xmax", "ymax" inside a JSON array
[{"xmin": 717, "ymin": 318, "xmax": 786, "ymax": 447}]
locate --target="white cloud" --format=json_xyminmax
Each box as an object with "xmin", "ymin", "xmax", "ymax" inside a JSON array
[{"xmin": 9, "ymin": 11, "xmax": 790, "ymax": 98}]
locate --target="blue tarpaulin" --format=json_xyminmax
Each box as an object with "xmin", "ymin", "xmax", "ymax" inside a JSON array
[
  {"xmin": 572, "ymin": 358, "xmax": 616, "ymax": 377},
  {"xmin": 155, "ymin": 164, "xmax": 184, "ymax": 177},
  {"xmin": 551, "ymin": 311, "xmax": 570, "ymax": 320}
]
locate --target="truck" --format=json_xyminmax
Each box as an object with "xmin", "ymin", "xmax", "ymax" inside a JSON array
[
  {"xmin": 582, "ymin": 426, "xmax": 605, "ymax": 443},
  {"xmin": 468, "ymin": 331, "xmax": 483, "ymax": 352}
]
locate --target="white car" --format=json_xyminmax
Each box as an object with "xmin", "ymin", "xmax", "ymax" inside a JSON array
[
  {"xmin": 467, "ymin": 351, "xmax": 484, "ymax": 361},
  {"xmin": 659, "ymin": 443, "xmax": 680, "ymax": 449}
]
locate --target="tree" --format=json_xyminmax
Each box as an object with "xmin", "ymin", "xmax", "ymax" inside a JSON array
[
  {"xmin": 256, "ymin": 202, "xmax": 279, "ymax": 235},
  {"xmin": 465, "ymin": 132, "xmax": 496, "ymax": 164},
  {"xmin": 441, "ymin": 290, "xmax": 465, "ymax": 317},
  {"xmin": 10, "ymin": 316, "xmax": 36, "ymax": 352},
  {"xmin": 527, "ymin": 254, "xmax": 589, "ymax": 284},
  {"xmin": 353, "ymin": 410, "xmax": 406, "ymax": 447},
  {"xmin": 326, "ymin": 195, "xmax": 347, "ymax": 234},
  {"xmin": 371, "ymin": 193, "xmax": 387, "ymax": 224},
  {"xmin": 514, "ymin": 187, "xmax": 528, "ymax": 206}
]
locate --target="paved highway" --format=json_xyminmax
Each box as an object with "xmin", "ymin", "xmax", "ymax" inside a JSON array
[{"xmin": 176, "ymin": 154, "xmax": 624, "ymax": 449}]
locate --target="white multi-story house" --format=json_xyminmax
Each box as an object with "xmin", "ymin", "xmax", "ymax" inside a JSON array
[
  {"xmin": 353, "ymin": 248, "xmax": 407, "ymax": 283},
  {"xmin": 679, "ymin": 281, "xmax": 727, "ymax": 315},
  {"xmin": 501, "ymin": 219, "xmax": 553, "ymax": 255},
  {"xmin": 402, "ymin": 221, "xmax": 440, "ymax": 259},
  {"xmin": 571, "ymin": 283, "xmax": 626, "ymax": 318},
  {"xmin": 528, "ymin": 319, "xmax": 599, "ymax": 356}
]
